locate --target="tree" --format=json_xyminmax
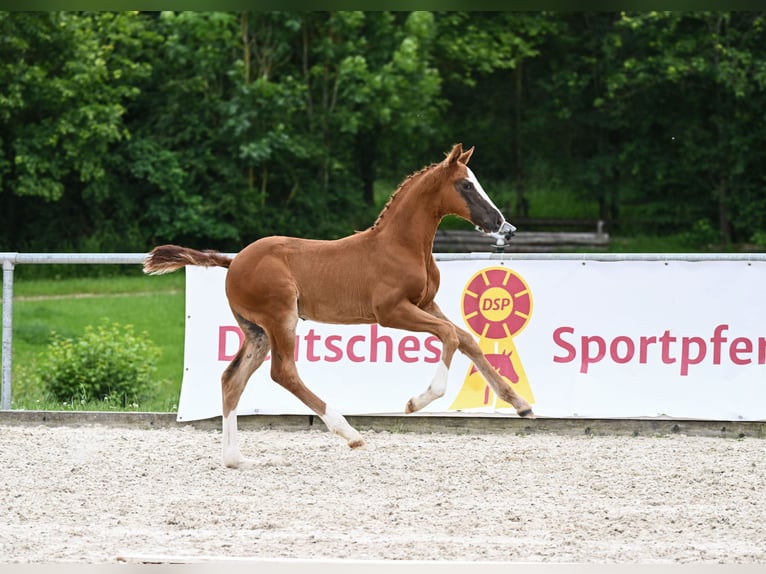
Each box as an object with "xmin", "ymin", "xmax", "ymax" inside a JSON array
[
  {"xmin": 231, "ymin": 11, "xmax": 447, "ymax": 238},
  {"xmin": 529, "ymin": 12, "xmax": 624, "ymax": 224},
  {"xmin": 111, "ymin": 11, "xmax": 245, "ymax": 249},
  {"xmin": 432, "ymin": 12, "xmax": 558, "ymax": 218},
  {"xmin": 601, "ymin": 11, "xmax": 766, "ymax": 242},
  {"xmin": 0, "ymin": 12, "xmax": 148, "ymax": 250},
  {"xmin": 3, "ymin": 11, "xmax": 765, "ymax": 253},
  {"xmin": 338, "ymin": 11, "xmax": 444, "ymax": 206}
]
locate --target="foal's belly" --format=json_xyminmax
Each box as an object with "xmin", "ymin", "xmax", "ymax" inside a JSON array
[{"xmin": 296, "ymin": 281, "xmax": 378, "ymax": 325}]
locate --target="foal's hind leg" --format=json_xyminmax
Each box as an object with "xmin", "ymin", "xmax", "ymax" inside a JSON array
[
  {"xmin": 221, "ymin": 315, "xmax": 270, "ymax": 468},
  {"xmin": 426, "ymin": 303, "xmax": 534, "ymax": 418},
  {"xmin": 267, "ymin": 312, "xmax": 365, "ymax": 449}
]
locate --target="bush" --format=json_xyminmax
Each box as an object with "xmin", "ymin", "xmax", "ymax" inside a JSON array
[
  {"xmin": 751, "ymin": 230, "xmax": 766, "ymax": 248},
  {"xmin": 679, "ymin": 219, "xmax": 719, "ymax": 248},
  {"xmin": 37, "ymin": 322, "xmax": 161, "ymax": 406}
]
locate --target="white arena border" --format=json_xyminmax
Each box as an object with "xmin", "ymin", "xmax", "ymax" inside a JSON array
[
  {"xmin": 1, "ymin": 410, "xmax": 764, "ymax": 440},
  {"xmin": 2, "ymin": 559, "xmax": 762, "ymax": 574},
  {"xmin": 111, "ymin": 555, "xmax": 766, "ymax": 573},
  {"xmin": 118, "ymin": 555, "xmax": 561, "ymax": 569}
]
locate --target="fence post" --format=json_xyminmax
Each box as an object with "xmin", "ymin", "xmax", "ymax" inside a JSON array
[{"xmin": 2, "ymin": 256, "xmax": 16, "ymax": 410}]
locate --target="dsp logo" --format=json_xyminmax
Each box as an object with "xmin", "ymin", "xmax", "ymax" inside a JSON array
[
  {"xmin": 450, "ymin": 266, "xmax": 535, "ymax": 410},
  {"xmin": 481, "ymin": 296, "xmax": 512, "ymax": 312}
]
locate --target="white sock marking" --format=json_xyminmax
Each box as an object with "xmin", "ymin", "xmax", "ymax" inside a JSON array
[
  {"xmin": 410, "ymin": 361, "xmax": 449, "ymax": 412},
  {"xmin": 222, "ymin": 411, "xmax": 243, "ymax": 467},
  {"xmin": 321, "ymin": 407, "xmax": 364, "ymax": 446},
  {"xmin": 430, "ymin": 361, "xmax": 449, "ymax": 397}
]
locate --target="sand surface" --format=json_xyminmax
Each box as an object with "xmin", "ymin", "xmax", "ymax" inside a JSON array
[{"xmin": 1, "ymin": 424, "xmax": 765, "ymax": 564}]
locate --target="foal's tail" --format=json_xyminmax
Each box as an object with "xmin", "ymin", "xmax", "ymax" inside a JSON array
[{"xmin": 143, "ymin": 244, "xmax": 233, "ymax": 275}]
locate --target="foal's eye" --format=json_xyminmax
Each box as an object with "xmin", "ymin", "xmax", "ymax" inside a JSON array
[{"xmin": 461, "ymin": 180, "xmax": 474, "ymax": 191}]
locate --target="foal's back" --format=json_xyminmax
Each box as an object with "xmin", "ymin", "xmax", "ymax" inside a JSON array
[{"xmin": 225, "ymin": 232, "xmax": 396, "ymax": 325}]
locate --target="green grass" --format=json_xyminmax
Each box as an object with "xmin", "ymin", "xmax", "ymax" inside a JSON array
[
  {"xmin": 12, "ymin": 272, "xmax": 172, "ymax": 298},
  {"xmin": 4, "ymin": 273, "xmax": 185, "ymax": 412}
]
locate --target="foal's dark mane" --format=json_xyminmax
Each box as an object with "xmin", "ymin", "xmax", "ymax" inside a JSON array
[{"xmin": 367, "ymin": 162, "xmax": 442, "ymax": 231}]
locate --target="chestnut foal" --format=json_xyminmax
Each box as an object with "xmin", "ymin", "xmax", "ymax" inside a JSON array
[{"xmin": 144, "ymin": 144, "xmax": 533, "ymax": 467}]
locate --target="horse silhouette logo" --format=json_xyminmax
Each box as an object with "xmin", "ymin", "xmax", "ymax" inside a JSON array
[
  {"xmin": 450, "ymin": 266, "xmax": 535, "ymax": 410},
  {"xmin": 469, "ymin": 350, "xmax": 519, "ymax": 382}
]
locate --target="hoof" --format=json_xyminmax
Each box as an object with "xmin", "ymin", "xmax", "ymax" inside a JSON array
[
  {"xmin": 263, "ymin": 454, "xmax": 289, "ymax": 467},
  {"xmin": 404, "ymin": 398, "xmax": 417, "ymax": 414},
  {"xmin": 518, "ymin": 408, "xmax": 535, "ymax": 419},
  {"xmin": 223, "ymin": 456, "xmax": 254, "ymax": 470},
  {"xmin": 349, "ymin": 439, "xmax": 367, "ymax": 450}
]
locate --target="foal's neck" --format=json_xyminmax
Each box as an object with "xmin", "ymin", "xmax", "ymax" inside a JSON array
[{"xmin": 369, "ymin": 166, "xmax": 444, "ymax": 255}]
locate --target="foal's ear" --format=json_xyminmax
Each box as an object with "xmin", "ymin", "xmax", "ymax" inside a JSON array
[
  {"xmin": 445, "ymin": 143, "xmax": 464, "ymax": 166},
  {"xmin": 459, "ymin": 146, "xmax": 474, "ymax": 165}
]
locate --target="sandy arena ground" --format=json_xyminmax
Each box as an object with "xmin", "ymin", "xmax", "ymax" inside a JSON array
[{"xmin": 1, "ymin": 423, "xmax": 765, "ymax": 564}]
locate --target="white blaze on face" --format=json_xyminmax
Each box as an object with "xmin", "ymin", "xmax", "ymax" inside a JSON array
[{"xmin": 466, "ymin": 167, "xmax": 503, "ymax": 218}]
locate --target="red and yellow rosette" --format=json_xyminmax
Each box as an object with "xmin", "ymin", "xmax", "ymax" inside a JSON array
[{"xmin": 450, "ymin": 266, "xmax": 535, "ymax": 410}]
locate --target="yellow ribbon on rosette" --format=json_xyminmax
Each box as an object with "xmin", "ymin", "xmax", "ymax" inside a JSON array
[{"xmin": 450, "ymin": 265, "xmax": 535, "ymax": 410}]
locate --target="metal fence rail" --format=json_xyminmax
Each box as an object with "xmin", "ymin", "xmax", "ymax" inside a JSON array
[{"xmin": 3, "ymin": 250, "xmax": 766, "ymax": 410}]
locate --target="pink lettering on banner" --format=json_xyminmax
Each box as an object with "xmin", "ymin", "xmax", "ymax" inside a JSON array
[
  {"xmin": 218, "ymin": 326, "xmax": 244, "ymax": 361},
  {"xmin": 730, "ymin": 337, "xmax": 753, "ymax": 365},
  {"xmin": 370, "ymin": 327, "xmax": 393, "ymax": 362},
  {"xmin": 552, "ymin": 323, "xmax": 766, "ymax": 376},
  {"xmin": 217, "ymin": 323, "xmax": 442, "ymax": 364},
  {"xmin": 582, "ymin": 335, "xmax": 606, "ymax": 373},
  {"xmin": 347, "ymin": 335, "xmax": 366, "ymax": 363},
  {"xmin": 324, "ymin": 335, "xmax": 343, "ymax": 362},
  {"xmin": 399, "ymin": 336, "xmax": 421, "ymax": 363},
  {"xmin": 680, "ymin": 336, "xmax": 706, "ymax": 376},
  {"xmin": 610, "ymin": 336, "xmax": 634, "ymax": 364}
]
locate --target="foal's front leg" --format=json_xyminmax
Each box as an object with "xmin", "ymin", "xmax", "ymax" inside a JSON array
[
  {"xmin": 459, "ymin": 333, "xmax": 534, "ymax": 417},
  {"xmin": 375, "ymin": 300, "xmax": 461, "ymax": 414},
  {"xmin": 426, "ymin": 303, "xmax": 534, "ymax": 418},
  {"xmin": 405, "ymin": 361, "xmax": 450, "ymax": 414}
]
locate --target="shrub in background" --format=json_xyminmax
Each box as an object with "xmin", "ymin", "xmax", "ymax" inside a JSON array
[
  {"xmin": 37, "ymin": 322, "xmax": 161, "ymax": 406},
  {"xmin": 679, "ymin": 219, "xmax": 719, "ymax": 248},
  {"xmin": 751, "ymin": 230, "xmax": 766, "ymax": 249}
]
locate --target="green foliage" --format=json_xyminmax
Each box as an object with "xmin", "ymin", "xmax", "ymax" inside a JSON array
[
  {"xmin": 592, "ymin": 12, "xmax": 765, "ymax": 241},
  {"xmin": 0, "ymin": 11, "xmax": 764, "ymax": 251},
  {"xmin": 0, "ymin": 12, "xmax": 151, "ymax": 251},
  {"xmin": 35, "ymin": 322, "xmax": 161, "ymax": 406},
  {"xmin": 751, "ymin": 231, "xmax": 766, "ymax": 248},
  {"xmin": 608, "ymin": 234, "xmax": 692, "ymax": 253},
  {"xmin": 679, "ymin": 219, "xmax": 720, "ymax": 248}
]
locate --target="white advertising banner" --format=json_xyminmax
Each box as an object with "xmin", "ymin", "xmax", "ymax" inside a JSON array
[{"xmin": 177, "ymin": 259, "xmax": 766, "ymax": 422}]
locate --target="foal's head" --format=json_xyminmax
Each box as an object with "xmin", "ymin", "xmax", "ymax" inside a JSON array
[{"xmin": 438, "ymin": 144, "xmax": 516, "ymax": 239}]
